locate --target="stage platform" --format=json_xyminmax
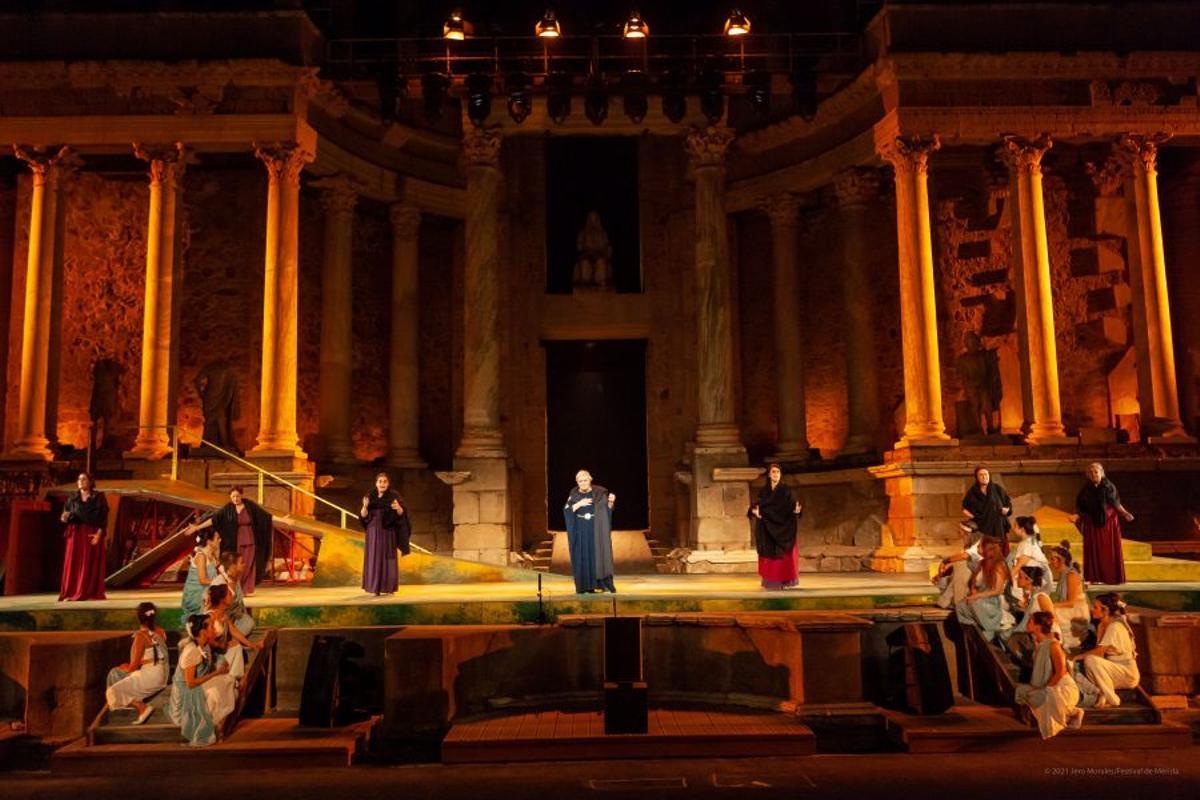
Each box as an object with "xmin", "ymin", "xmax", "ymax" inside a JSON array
[{"xmin": 3, "ymin": 572, "xmax": 1199, "ymax": 630}]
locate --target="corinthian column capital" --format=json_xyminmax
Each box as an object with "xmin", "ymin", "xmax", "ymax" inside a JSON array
[
  {"xmin": 833, "ymin": 167, "xmax": 882, "ymax": 208},
  {"xmin": 133, "ymin": 142, "xmax": 189, "ymax": 186},
  {"xmin": 760, "ymin": 192, "xmax": 803, "ymax": 227},
  {"xmin": 685, "ymin": 125, "xmax": 735, "ymax": 169},
  {"xmin": 13, "ymin": 144, "xmax": 75, "ymax": 186},
  {"xmin": 462, "ymin": 126, "xmax": 502, "ymax": 167},
  {"xmin": 253, "ymin": 142, "xmax": 314, "ymax": 185},
  {"xmin": 878, "ymin": 135, "xmax": 940, "ymax": 177},
  {"xmin": 389, "ymin": 203, "xmax": 422, "ymax": 239},
  {"xmin": 312, "ymin": 175, "xmax": 359, "ymax": 215},
  {"xmin": 1000, "ymin": 134, "xmax": 1053, "ymax": 176},
  {"xmin": 1118, "ymin": 132, "xmax": 1172, "ymax": 175}
]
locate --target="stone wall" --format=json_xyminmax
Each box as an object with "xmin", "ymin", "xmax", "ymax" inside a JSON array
[{"xmin": 344, "ymin": 205, "xmax": 390, "ymax": 461}]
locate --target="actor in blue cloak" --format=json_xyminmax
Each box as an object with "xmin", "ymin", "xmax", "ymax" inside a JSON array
[{"xmin": 563, "ymin": 469, "xmax": 617, "ymax": 593}]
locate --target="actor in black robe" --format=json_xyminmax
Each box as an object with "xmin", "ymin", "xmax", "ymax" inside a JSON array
[
  {"xmin": 961, "ymin": 466, "xmax": 1012, "ymax": 548},
  {"xmin": 195, "ymin": 490, "xmax": 273, "ymax": 587},
  {"xmin": 563, "ymin": 470, "xmax": 616, "ymax": 593},
  {"xmin": 750, "ymin": 464, "xmax": 803, "ymax": 589}
]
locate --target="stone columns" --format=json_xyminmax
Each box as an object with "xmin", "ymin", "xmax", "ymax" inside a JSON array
[
  {"xmin": 252, "ymin": 144, "xmax": 312, "ymax": 457},
  {"xmin": 449, "ymin": 127, "xmax": 512, "ymax": 566},
  {"xmin": 834, "ymin": 167, "xmax": 884, "ymax": 455},
  {"xmin": 760, "ymin": 192, "xmax": 811, "ymax": 463},
  {"xmin": 314, "ymin": 176, "xmax": 358, "ymax": 462},
  {"xmin": 127, "ymin": 143, "xmax": 187, "ymax": 460},
  {"xmin": 1117, "ymin": 133, "xmax": 1191, "ymax": 441},
  {"xmin": 1002, "ymin": 135, "xmax": 1072, "ymax": 444},
  {"xmin": 879, "ymin": 136, "xmax": 952, "ymax": 447},
  {"xmin": 686, "ymin": 126, "xmax": 743, "ymax": 449},
  {"xmin": 5, "ymin": 146, "xmax": 71, "ymax": 460},
  {"xmin": 388, "ymin": 204, "xmax": 425, "ymax": 466}
]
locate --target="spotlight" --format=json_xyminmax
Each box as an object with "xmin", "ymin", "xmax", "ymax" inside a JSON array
[
  {"xmin": 547, "ymin": 71, "xmax": 573, "ymax": 124},
  {"xmin": 443, "ymin": 9, "xmax": 469, "ymax": 41},
  {"xmin": 621, "ymin": 71, "xmax": 648, "ymax": 124},
  {"xmin": 790, "ymin": 64, "xmax": 818, "ymax": 121},
  {"xmin": 724, "ymin": 9, "xmax": 751, "ymax": 37},
  {"xmin": 660, "ymin": 70, "xmax": 686, "ymax": 123},
  {"xmin": 421, "ymin": 72, "xmax": 449, "ymax": 122},
  {"xmin": 506, "ymin": 71, "xmax": 532, "ymax": 123},
  {"xmin": 699, "ymin": 69, "xmax": 725, "ymax": 124},
  {"xmin": 465, "ymin": 72, "xmax": 492, "ymax": 127},
  {"xmin": 585, "ymin": 79, "xmax": 608, "ymax": 126},
  {"xmin": 623, "ymin": 9, "xmax": 649, "ymax": 39},
  {"xmin": 745, "ymin": 70, "xmax": 770, "ymax": 119},
  {"xmin": 536, "ymin": 9, "xmax": 561, "ymax": 38}
]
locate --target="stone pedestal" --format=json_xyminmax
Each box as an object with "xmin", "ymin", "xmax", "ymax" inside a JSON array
[
  {"xmin": 686, "ymin": 449, "xmax": 758, "ymax": 552},
  {"xmin": 442, "ymin": 457, "xmax": 513, "ymax": 565}
]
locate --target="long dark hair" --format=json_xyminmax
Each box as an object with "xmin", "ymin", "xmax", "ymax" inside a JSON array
[
  {"xmin": 1094, "ymin": 592, "xmax": 1127, "ymax": 618},
  {"xmin": 184, "ymin": 613, "xmax": 209, "ymax": 641},
  {"xmin": 136, "ymin": 602, "xmax": 160, "ymax": 664},
  {"xmin": 1030, "ymin": 610, "xmax": 1056, "ymax": 636},
  {"xmin": 205, "ymin": 584, "xmax": 230, "ymax": 610},
  {"xmin": 1049, "ymin": 539, "xmax": 1073, "ymax": 568},
  {"xmin": 1015, "ymin": 515, "xmax": 1040, "ymax": 544},
  {"xmin": 1020, "ymin": 564, "xmax": 1046, "ymax": 589},
  {"xmin": 195, "ymin": 528, "xmax": 218, "ymax": 548}
]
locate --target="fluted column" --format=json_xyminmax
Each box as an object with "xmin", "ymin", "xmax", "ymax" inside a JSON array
[
  {"xmin": 388, "ymin": 204, "xmax": 425, "ymax": 466},
  {"xmin": 457, "ymin": 127, "xmax": 506, "ymax": 458},
  {"xmin": 686, "ymin": 126, "xmax": 743, "ymax": 449},
  {"xmin": 879, "ymin": 136, "xmax": 951, "ymax": 446},
  {"xmin": 5, "ymin": 146, "xmax": 71, "ymax": 460},
  {"xmin": 252, "ymin": 143, "xmax": 312, "ymax": 457},
  {"xmin": 1002, "ymin": 135, "xmax": 1071, "ymax": 444},
  {"xmin": 314, "ymin": 176, "xmax": 357, "ymax": 462},
  {"xmin": 1118, "ymin": 133, "xmax": 1191, "ymax": 441},
  {"xmin": 834, "ymin": 167, "xmax": 884, "ymax": 454},
  {"xmin": 127, "ymin": 142, "xmax": 186, "ymax": 460},
  {"xmin": 760, "ymin": 192, "xmax": 811, "ymax": 462}
]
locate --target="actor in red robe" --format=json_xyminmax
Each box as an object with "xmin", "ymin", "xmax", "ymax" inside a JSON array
[
  {"xmin": 59, "ymin": 472, "xmax": 109, "ymax": 601},
  {"xmin": 749, "ymin": 464, "xmax": 803, "ymax": 589},
  {"xmin": 1071, "ymin": 462, "xmax": 1134, "ymax": 586}
]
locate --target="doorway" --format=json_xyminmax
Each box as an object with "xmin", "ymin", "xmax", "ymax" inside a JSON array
[{"xmin": 545, "ymin": 340, "xmax": 649, "ymax": 530}]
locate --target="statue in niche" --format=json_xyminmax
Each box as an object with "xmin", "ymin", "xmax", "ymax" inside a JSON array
[
  {"xmin": 573, "ymin": 210, "xmax": 613, "ymax": 290},
  {"xmin": 88, "ymin": 357, "xmax": 123, "ymax": 453},
  {"xmin": 956, "ymin": 331, "xmax": 1002, "ymax": 437},
  {"xmin": 194, "ymin": 359, "xmax": 241, "ymax": 452}
]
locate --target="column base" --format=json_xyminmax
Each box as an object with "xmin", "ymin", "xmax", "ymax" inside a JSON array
[
  {"xmin": 1147, "ymin": 433, "xmax": 1198, "ymax": 445},
  {"xmin": 694, "ymin": 423, "xmax": 744, "ymax": 449},
  {"xmin": 1, "ymin": 438, "xmax": 53, "ymax": 461},
  {"xmin": 894, "ymin": 436, "xmax": 958, "ymax": 449},
  {"xmin": 1142, "ymin": 417, "xmax": 1195, "ymax": 443},
  {"xmin": 771, "ymin": 445, "xmax": 819, "ymax": 466},
  {"xmin": 124, "ymin": 445, "xmax": 172, "ymax": 461},
  {"xmin": 1024, "ymin": 434, "xmax": 1079, "ymax": 446},
  {"xmin": 455, "ymin": 428, "xmax": 507, "ymax": 459},
  {"xmin": 249, "ymin": 444, "xmax": 310, "ymax": 461},
  {"xmin": 838, "ymin": 432, "xmax": 877, "ymax": 457},
  {"xmin": 387, "ymin": 449, "xmax": 428, "ymax": 469}
]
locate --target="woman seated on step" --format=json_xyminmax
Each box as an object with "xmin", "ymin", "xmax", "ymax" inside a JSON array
[
  {"xmin": 1046, "ymin": 540, "xmax": 1090, "ymax": 650},
  {"xmin": 105, "ymin": 602, "xmax": 169, "ymax": 725},
  {"xmin": 1010, "ymin": 565, "xmax": 1059, "ymax": 639},
  {"xmin": 955, "ymin": 538, "xmax": 1014, "ymax": 642},
  {"xmin": 169, "ymin": 613, "xmax": 236, "ymax": 746},
  {"xmin": 213, "ymin": 551, "xmax": 255, "ymax": 637},
  {"xmin": 933, "ymin": 526, "xmax": 983, "ymax": 609},
  {"xmin": 181, "ymin": 529, "xmax": 221, "ymax": 621},
  {"xmin": 1071, "ymin": 592, "xmax": 1140, "ymax": 709},
  {"xmin": 1014, "ymin": 610, "xmax": 1084, "ymax": 739},
  {"xmin": 1008, "ymin": 517, "xmax": 1054, "ymax": 600},
  {"xmin": 203, "ymin": 583, "xmax": 261, "ymax": 685}
]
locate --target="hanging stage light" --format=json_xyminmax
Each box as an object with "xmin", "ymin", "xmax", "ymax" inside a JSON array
[
  {"xmin": 724, "ymin": 8, "xmax": 751, "ymax": 37},
  {"xmin": 660, "ymin": 70, "xmax": 686, "ymax": 123},
  {"xmin": 622, "ymin": 9, "xmax": 649, "ymax": 39},
  {"xmin": 790, "ymin": 64, "xmax": 818, "ymax": 121},
  {"xmin": 698, "ymin": 69, "xmax": 725, "ymax": 124},
  {"xmin": 421, "ymin": 72, "xmax": 449, "ymax": 122},
  {"xmin": 465, "ymin": 72, "xmax": 493, "ymax": 127},
  {"xmin": 535, "ymin": 8, "xmax": 561, "ymax": 38},
  {"xmin": 584, "ymin": 78, "xmax": 608, "ymax": 126},
  {"xmin": 621, "ymin": 71, "xmax": 648, "ymax": 124},
  {"xmin": 506, "ymin": 71, "xmax": 532, "ymax": 123},
  {"xmin": 443, "ymin": 9, "xmax": 468, "ymax": 41},
  {"xmin": 547, "ymin": 71, "xmax": 573, "ymax": 124},
  {"xmin": 745, "ymin": 70, "xmax": 771, "ymax": 119}
]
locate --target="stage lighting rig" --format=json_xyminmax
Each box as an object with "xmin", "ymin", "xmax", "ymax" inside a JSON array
[
  {"xmin": 699, "ymin": 69, "xmax": 725, "ymax": 124},
  {"xmin": 621, "ymin": 71, "xmax": 648, "ymax": 124},
  {"xmin": 465, "ymin": 72, "xmax": 493, "ymax": 126},
  {"xmin": 506, "ymin": 72, "xmax": 532, "ymax": 123},
  {"xmin": 660, "ymin": 70, "xmax": 686, "ymax": 123},
  {"xmin": 547, "ymin": 71, "xmax": 573, "ymax": 124}
]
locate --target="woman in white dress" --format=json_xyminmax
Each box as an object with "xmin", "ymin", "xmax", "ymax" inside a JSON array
[
  {"xmin": 105, "ymin": 602, "xmax": 169, "ymax": 725},
  {"xmin": 202, "ymin": 584, "xmax": 261, "ymax": 682},
  {"xmin": 955, "ymin": 538, "xmax": 1014, "ymax": 642},
  {"xmin": 1047, "ymin": 540, "xmax": 1090, "ymax": 649},
  {"xmin": 1015, "ymin": 611, "xmax": 1084, "ymax": 738},
  {"xmin": 1011, "ymin": 565, "xmax": 1061, "ymax": 639},
  {"xmin": 169, "ymin": 614, "xmax": 237, "ymax": 746},
  {"xmin": 1073, "ymin": 592, "xmax": 1140, "ymax": 708},
  {"xmin": 1009, "ymin": 517, "xmax": 1053, "ymax": 597}
]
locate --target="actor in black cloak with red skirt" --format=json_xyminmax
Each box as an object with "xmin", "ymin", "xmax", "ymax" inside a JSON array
[{"xmin": 750, "ymin": 464, "xmax": 803, "ymax": 589}]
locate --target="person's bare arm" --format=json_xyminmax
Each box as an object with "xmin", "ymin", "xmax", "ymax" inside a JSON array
[{"xmin": 1047, "ymin": 643, "xmax": 1068, "ymax": 687}]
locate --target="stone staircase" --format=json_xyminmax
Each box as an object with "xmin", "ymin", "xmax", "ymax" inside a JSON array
[{"xmin": 525, "ymin": 531, "xmax": 672, "ymax": 573}]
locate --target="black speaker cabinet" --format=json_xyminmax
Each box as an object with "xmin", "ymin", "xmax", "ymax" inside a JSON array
[
  {"xmin": 603, "ymin": 681, "xmax": 648, "ymax": 734},
  {"xmin": 299, "ymin": 634, "xmax": 345, "ymax": 728},
  {"xmin": 603, "ymin": 616, "xmax": 643, "ymax": 684}
]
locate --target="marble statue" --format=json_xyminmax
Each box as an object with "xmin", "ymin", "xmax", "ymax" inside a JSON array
[
  {"xmin": 573, "ymin": 210, "xmax": 613, "ymax": 289},
  {"xmin": 956, "ymin": 331, "xmax": 1002, "ymax": 436}
]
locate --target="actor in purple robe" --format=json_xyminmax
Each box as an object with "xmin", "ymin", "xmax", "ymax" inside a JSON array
[
  {"xmin": 59, "ymin": 472, "xmax": 109, "ymax": 601},
  {"xmin": 359, "ymin": 472, "xmax": 411, "ymax": 595}
]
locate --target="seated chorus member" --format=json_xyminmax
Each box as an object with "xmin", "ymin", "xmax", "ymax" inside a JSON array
[
  {"xmin": 105, "ymin": 602, "xmax": 169, "ymax": 725},
  {"xmin": 1011, "ymin": 565, "xmax": 1060, "ymax": 639},
  {"xmin": 169, "ymin": 614, "xmax": 236, "ymax": 746},
  {"xmin": 203, "ymin": 583, "xmax": 260, "ymax": 682},
  {"xmin": 955, "ymin": 538, "xmax": 1013, "ymax": 642},
  {"xmin": 934, "ymin": 524, "xmax": 983, "ymax": 609},
  {"xmin": 1015, "ymin": 611, "xmax": 1084, "ymax": 739},
  {"xmin": 1073, "ymin": 592, "xmax": 1140, "ymax": 708},
  {"xmin": 181, "ymin": 529, "xmax": 221, "ymax": 621},
  {"xmin": 1009, "ymin": 516, "xmax": 1054, "ymax": 597},
  {"xmin": 1046, "ymin": 540, "xmax": 1090, "ymax": 650},
  {"xmin": 214, "ymin": 551, "xmax": 255, "ymax": 637}
]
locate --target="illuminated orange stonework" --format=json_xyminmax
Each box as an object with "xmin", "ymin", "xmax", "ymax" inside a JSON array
[
  {"xmin": 127, "ymin": 142, "xmax": 187, "ymax": 460},
  {"xmin": 252, "ymin": 143, "xmax": 313, "ymax": 457}
]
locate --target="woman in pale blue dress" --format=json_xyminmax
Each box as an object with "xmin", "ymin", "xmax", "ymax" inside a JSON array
[
  {"xmin": 169, "ymin": 614, "xmax": 235, "ymax": 746},
  {"xmin": 180, "ymin": 529, "xmax": 221, "ymax": 621}
]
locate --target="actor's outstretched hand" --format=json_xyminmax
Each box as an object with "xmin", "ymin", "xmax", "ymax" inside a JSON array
[
  {"xmin": 608, "ymin": 493, "xmax": 616, "ymax": 507},
  {"xmin": 391, "ymin": 499, "xmax": 404, "ymax": 515}
]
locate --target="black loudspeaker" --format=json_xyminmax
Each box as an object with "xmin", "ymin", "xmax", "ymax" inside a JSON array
[
  {"xmin": 604, "ymin": 617, "xmax": 643, "ymax": 683},
  {"xmin": 885, "ymin": 623, "xmax": 954, "ymax": 715},
  {"xmin": 299, "ymin": 635, "xmax": 345, "ymax": 728},
  {"xmin": 603, "ymin": 682, "xmax": 649, "ymax": 734}
]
